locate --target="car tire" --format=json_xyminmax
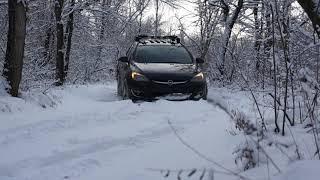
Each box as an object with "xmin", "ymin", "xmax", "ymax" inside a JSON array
[
  {"xmin": 117, "ymin": 79, "xmax": 122, "ymax": 97},
  {"xmin": 202, "ymin": 84, "xmax": 208, "ymax": 100},
  {"xmin": 122, "ymin": 79, "xmax": 136, "ymax": 101},
  {"xmin": 122, "ymin": 80, "xmax": 129, "ymax": 100},
  {"xmin": 190, "ymin": 84, "xmax": 208, "ymax": 101}
]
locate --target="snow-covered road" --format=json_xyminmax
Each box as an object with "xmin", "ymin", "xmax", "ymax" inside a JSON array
[{"xmin": 0, "ymin": 84, "xmax": 244, "ymax": 180}]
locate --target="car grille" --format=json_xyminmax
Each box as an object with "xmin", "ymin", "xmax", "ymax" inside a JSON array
[
  {"xmin": 151, "ymin": 80, "xmax": 191, "ymax": 95},
  {"xmin": 152, "ymin": 80, "xmax": 188, "ymax": 85}
]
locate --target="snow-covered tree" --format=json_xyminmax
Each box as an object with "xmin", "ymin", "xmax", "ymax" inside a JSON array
[{"xmin": 2, "ymin": 0, "xmax": 26, "ymax": 96}]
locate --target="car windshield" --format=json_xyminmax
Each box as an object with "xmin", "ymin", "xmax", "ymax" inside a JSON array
[{"xmin": 134, "ymin": 45, "xmax": 193, "ymax": 64}]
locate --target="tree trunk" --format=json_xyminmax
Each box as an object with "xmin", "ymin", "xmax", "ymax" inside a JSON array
[
  {"xmin": 96, "ymin": 0, "xmax": 111, "ymax": 63},
  {"xmin": 2, "ymin": 0, "xmax": 26, "ymax": 97},
  {"xmin": 44, "ymin": 25, "xmax": 53, "ymax": 63},
  {"xmin": 297, "ymin": 0, "xmax": 320, "ymax": 39},
  {"xmin": 218, "ymin": 0, "xmax": 243, "ymax": 76},
  {"xmin": 138, "ymin": 0, "xmax": 143, "ymax": 33},
  {"xmin": 253, "ymin": 2, "xmax": 262, "ymax": 71},
  {"xmin": 253, "ymin": 1, "xmax": 262, "ymax": 86},
  {"xmin": 43, "ymin": 13, "xmax": 54, "ymax": 66},
  {"xmin": 264, "ymin": 2, "xmax": 272, "ymax": 78},
  {"xmin": 54, "ymin": 0, "xmax": 65, "ymax": 85},
  {"xmin": 64, "ymin": 0, "xmax": 75, "ymax": 77},
  {"xmin": 271, "ymin": 4, "xmax": 280, "ymax": 133},
  {"xmin": 155, "ymin": 0, "xmax": 159, "ymax": 36}
]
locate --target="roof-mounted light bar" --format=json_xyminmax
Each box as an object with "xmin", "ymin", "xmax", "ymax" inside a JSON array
[{"xmin": 135, "ymin": 35, "xmax": 181, "ymax": 44}]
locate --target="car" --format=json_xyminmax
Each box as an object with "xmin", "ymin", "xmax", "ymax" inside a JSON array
[{"xmin": 116, "ymin": 35, "xmax": 208, "ymax": 101}]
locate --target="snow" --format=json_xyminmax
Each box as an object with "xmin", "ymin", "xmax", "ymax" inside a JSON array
[
  {"xmin": 208, "ymin": 87, "xmax": 320, "ymax": 180},
  {"xmin": 271, "ymin": 160, "xmax": 320, "ymax": 180},
  {"xmin": 1, "ymin": 83, "xmax": 319, "ymax": 180},
  {"xmin": 0, "ymin": 76, "xmax": 8, "ymax": 96},
  {"xmin": 0, "ymin": 83, "xmax": 245, "ymax": 180}
]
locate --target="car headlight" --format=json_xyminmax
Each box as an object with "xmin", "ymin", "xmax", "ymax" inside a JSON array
[
  {"xmin": 191, "ymin": 72, "xmax": 204, "ymax": 81},
  {"xmin": 131, "ymin": 72, "xmax": 149, "ymax": 81}
]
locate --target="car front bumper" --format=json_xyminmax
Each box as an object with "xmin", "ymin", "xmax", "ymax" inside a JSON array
[{"xmin": 127, "ymin": 79, "xmax": 206, "ymax": 100}]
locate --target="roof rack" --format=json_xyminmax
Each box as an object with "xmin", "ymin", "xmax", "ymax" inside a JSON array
[{"xmin": 135, "ymin": 35, "xmax": 181, "ymax": 44}]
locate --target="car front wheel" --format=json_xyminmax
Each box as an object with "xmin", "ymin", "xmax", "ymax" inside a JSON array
[
  {"xmin": 190, "ymin": 84, "xmax": 208, "ymax": 101},
  {"xmin": 122, "ymin": 80, "xmax": 134, "ymax": 100},
  {"xmin": 117, "ymin": 80, "xmax": 122, "ymax": 97},
  {"xmin": 201, "ymin": 84, "xmax": 208, "ymax": 100}
]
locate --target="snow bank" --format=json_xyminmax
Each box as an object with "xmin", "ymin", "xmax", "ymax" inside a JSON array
[
  {"xmin": 208, "ymin": 87, "xmax": 320, "ymax": 180},
  {"xmin": 0, "ymin": 92, "xmax": 59, "ymax": 114},
  {"xmin": 0, "ymin": 83, "xmax": 119, "ymax": 114},
  {"xmin": 0, "ymin": 83, "xmax": 60, "ymax": 113}
]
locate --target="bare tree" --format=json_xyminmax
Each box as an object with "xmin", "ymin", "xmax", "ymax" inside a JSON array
[
  {"xmin": 2, "ymin": 0, "xmax": 26, "ymax": 97},
  {"xmin": 153, "ymin": 0, "xmax": 179, "ymax": 36},
  {"xmin": 199, "ymin": 0, "xmax": 220, "ymax": 62},
  {"xmin": 54, "ymin": 0, "xmax": 65, "ymax": 85},
  {"xmin": 155, "ymin": 0, "xmax": 160, "ymax": 36},
  {"xmin": 64, "ymin": 0, "xmax": 75, "ymax": 78},
  {"xmin": 210, "ymin": 0, "xmax": 244, "ymax": 76},
  {"xmin": 137, "ymin": 0, "xmax": 151, "ymax": 33}
]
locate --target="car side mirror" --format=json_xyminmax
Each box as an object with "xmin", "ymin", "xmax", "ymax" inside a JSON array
[
  {"xmin": 118, "ymin": 56, "xmax": 129, "ymax": 63},
  {"xmin": 196, "ymin": 58, "xmax": 204, "ymax": 64}
]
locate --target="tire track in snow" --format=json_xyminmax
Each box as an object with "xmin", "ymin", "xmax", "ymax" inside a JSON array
[
  {"xmin": 0, "ymin": 124, "xmax": 176, "ymax": 178},
  {"xmin": 0, "ymin": 100, "xmax": 208, "ymax": 147},
  {"xmin": 0, "ymin": 115, "xmax": 101, "ymax": 145},
  {"xmin": 0, "ymin": 83, "xmax": 229, "ymax": 180},
  {"xmin": 0, "ymin": 103, "xmax": 136, "ymax": 146},
  {"xmin": 207, "ymin": 97, "xmax": 232, "ymax": 118}
]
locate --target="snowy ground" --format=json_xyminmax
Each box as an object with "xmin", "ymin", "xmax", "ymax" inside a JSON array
[{"xmin": 0, "ymin": 84, "xmax": 319, "ymax": 180}]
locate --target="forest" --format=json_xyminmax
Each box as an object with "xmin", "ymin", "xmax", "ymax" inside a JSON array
[{"xmin": 1, "ymin": 0, "xmax": 320, "ymax": 180}]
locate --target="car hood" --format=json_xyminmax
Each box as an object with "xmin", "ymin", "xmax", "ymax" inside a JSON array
[{"xmin": 132, "ymin": 63, "xmax": 197, "ymax": 81}]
